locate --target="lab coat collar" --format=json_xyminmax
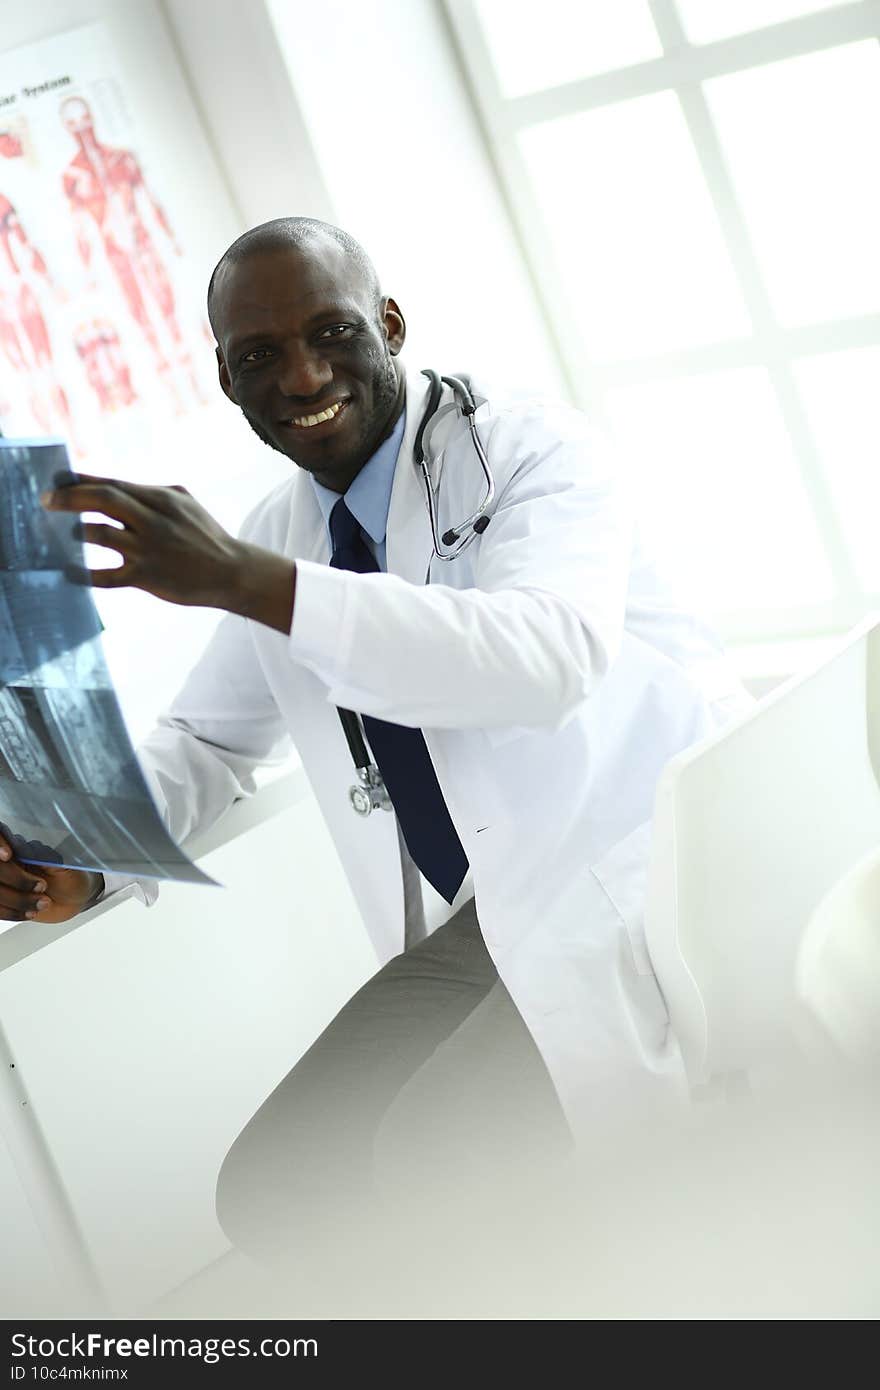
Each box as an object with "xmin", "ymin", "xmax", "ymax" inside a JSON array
[{"xmin": 288, "ymin": 468, "xmax": 329, "ymax": 564}]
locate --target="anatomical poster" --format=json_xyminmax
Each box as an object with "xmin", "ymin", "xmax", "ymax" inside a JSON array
[{"xmin": 0, "ymin": 23, "xmax": 212, "ymax": 465}]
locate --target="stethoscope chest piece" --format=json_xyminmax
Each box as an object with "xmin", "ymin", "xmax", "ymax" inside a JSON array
[{"xmin": 348, "ymin": 764, "xmax": 393, "ymax": 817}]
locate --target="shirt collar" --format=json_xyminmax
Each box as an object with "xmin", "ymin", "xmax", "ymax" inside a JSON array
[{"xmin": 310, "ymin": 408, "xmax": 406, "ymax": 548}]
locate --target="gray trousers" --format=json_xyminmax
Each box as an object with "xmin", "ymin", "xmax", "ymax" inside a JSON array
[{"xmin": 215, "ymin": 898, "xmax": 570, "ymax": 1299}]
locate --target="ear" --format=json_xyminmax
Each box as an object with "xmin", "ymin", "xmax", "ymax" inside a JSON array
[
  {"xmin": 216, "ymin": 346, "xmax": 236, "ymax": 402},
  {"xmin": 382, "ymin": 297, "xmax": 406, "ymax": 356}
]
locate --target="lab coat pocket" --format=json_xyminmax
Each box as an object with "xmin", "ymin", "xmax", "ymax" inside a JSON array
[{"xmin": 590, "ymin": 820, "xmax": 654, "ymax": 977}]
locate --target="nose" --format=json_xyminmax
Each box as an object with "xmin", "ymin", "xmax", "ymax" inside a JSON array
[{"xmin": 276, "ymin": 345, "xmax": 333, "ymax": 401}]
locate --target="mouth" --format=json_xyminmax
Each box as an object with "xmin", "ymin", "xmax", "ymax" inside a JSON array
[{"xmin": 279, "ymin": 398, "xmax": 351, "ymax": 433}]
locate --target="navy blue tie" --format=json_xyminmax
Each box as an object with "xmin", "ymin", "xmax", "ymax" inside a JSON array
[{"xmin": 329, "ymin": 497, "xmax": 468, "ymax": 904}]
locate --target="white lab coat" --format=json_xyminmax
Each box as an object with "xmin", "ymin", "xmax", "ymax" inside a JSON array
[{"xmin": 135, "ymin": 370, "xmax": 749, "ymax": 1137}]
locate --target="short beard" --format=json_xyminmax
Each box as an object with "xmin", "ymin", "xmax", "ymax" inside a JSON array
[
  {"xmin": 366, "ymin": 351, "xmax": 403, "ymax": 450},
  {"xmin": 237, "ymin": 348, "xmax": 402, "ymax": 464}
]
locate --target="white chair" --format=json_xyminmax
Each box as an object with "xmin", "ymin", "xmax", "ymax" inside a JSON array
[
  {"xmin": 645, "ymin": 615, "xmax": 880, "ymax": 1088},
  {"xmin": 795, "ymin": 842, "xmax": 880, "ymax": 1063}
]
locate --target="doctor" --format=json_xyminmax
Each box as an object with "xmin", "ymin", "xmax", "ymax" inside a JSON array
[{"xmin": 29, "ymin": 217, "xmax": 746, "ymax": 1272}]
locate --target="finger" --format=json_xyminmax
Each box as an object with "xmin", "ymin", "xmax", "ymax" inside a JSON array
[
  {"xmin": 65, "ymin": 561, "xmax": 134, "ymax": 590},
  {"xmin": 87, "ymin": 566, "xmax": 136, "ymax": 589},
  {"xmin": 78, "ymin": 521, "xmax": 134, "ymax": 556},
  {"xmin": 0, "ymin": 883, "xmax": 51, "ymax": 915},
  {"xmin": 0, "ymin": 856, "xmax": 48, "ymax": 893},
  {"xmin": 53, "ymin": 475, "xmax": 193, "ymax": 518},
  {"xmin": 42, "ymin": 483, "xmax": 151, "ymax": 529},
  {"xmin": 108, "ymin": 479, "xmax": 196, "ymax": 515}
]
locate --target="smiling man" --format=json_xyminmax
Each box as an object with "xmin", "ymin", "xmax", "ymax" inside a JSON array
[{"xmin": 8, "ymin": 217, "xmax": 749, "ymax": 1308}]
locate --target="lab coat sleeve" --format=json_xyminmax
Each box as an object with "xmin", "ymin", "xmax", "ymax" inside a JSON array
[
  {"xmin": 287, "ymin": 406, "xmax": 633, "ymax": 730},
  {"xmin": 131, "ymin": 607, "xmax": 292, "ymax": 850}
]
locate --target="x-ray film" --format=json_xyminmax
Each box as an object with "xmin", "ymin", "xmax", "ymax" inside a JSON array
[{"xmin": 0, "ymin": 437, "xmax": 214, "ymax": 884}]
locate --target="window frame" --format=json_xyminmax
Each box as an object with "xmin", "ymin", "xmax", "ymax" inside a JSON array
[{"xmin": 442, "ymin": 0, "xmax": 880, "ymax": 643}]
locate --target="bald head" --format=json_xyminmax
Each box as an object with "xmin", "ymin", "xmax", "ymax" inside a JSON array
[{"xmin": 207, "ymin": 217, "xmax": 381, "ymax": 333}]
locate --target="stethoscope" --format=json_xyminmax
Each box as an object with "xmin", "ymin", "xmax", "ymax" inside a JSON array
[
  {"xmin": 414, "ymin": 369, "xmax": 494, "ymax": 561},
  {"xmin": 341, "ymin": 368, "xmax": 496, "ymax": 816}
]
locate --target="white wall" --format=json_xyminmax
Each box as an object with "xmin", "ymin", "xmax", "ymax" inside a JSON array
[
  {"xmin": 263, "ymin": 0, "xmax": 565, "ymax": 389},
  {"xmin": 159, "ymin": 0, "xmax": 335, "ymax": 230},
  {"xmin": 162, "ymin": 0, "xmax": 565, "ymax": 394}
]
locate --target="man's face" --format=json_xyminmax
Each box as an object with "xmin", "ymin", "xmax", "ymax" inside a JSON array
[{"xmin": 213, "ymin": 241, "xmax": 405, "ymax": 492}]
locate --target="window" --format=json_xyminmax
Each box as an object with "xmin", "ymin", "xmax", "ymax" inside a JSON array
[{"xmin": 445, "ymin": 0, "xmax": 880, "ymax": 644}]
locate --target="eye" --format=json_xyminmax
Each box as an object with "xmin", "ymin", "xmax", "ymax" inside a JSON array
[
  {"xmin": 240, "ymin": 347, "xmax": 274, "ymax": 365},
  {"xmin": 317, "ymin": 324, "xmax": 353, "ymax": 340}
]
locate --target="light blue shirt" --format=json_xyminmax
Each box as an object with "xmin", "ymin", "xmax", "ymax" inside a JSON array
[{"xmin": 310, "ymin": 409, "xmax": 406, "ymax": 572}]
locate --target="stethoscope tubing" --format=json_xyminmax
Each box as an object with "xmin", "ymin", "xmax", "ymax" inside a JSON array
[{"xmin": 418, "ymin": 370, "xmax": 494, "ymax": 561}]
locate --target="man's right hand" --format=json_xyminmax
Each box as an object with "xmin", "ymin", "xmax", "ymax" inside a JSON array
[{"xmin": 0, "ymin": 831, "xmax": 104, "ymax": 924}]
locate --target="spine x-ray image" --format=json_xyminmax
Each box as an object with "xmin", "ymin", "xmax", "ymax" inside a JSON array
[{"xmin": 0, "ymin": 437, "xmax": 213, "ymax": 883}]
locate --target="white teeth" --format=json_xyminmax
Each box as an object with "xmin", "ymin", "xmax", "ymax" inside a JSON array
[{"xmin": 291, "ymin": 401, "xmax": 343, "ymax": 428}]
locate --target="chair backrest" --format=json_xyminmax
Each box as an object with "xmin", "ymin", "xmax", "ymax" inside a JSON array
[{"xmin": 645, "ymin": 616, "xmax": 880, "ymax": 1085}]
